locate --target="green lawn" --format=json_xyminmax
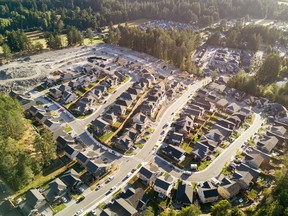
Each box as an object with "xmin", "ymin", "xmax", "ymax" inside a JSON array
[
  {"xmin": 64, "ymin": 125, "xmax": 72, "ymax": 133},
  {"xmin": 112, "ymin": 189, "xmax": 123, "ymax": 197},
  {"xmin": 179, "ymin": 142, "xmax": 193, "ymax": 154},
  {"xmin": 99, "ymin": 131, "xmax": 114, "ymax": 142},
  {"xmin": 107, "ymin": 88, "xmax": 116, "ymax": 94},
  {"xmin": 198, "ymin": 161, "xmax": 212, "ymax": 171},
  {"xmin": 52, "ymin": 203, "xmax": 66, "ymax": 214},
  {"xmin": 123, "ymin": 76, "xmax": 130, "ymax": 83},
  {"xmin": 248, "ymin": 189, "xmax": 258, "ymax": 200}
]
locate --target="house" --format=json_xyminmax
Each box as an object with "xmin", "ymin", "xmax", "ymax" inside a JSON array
[
  {"xmin": 44, "ymin": 118, "xmax": 60, "ymax": 130},
  {"xmin": 175, "ymin": 182, "xmax": 193, "ymax": 205},
  {"xmin": 216, "ymin": 119, "xmax": 236, "ymax": 130},
  {"xmin": 120, "ymin": 187, "xmax": 150, "ymax": 211},
  {"xmin": 35, "ymin": 111, "xmax": 50, "ymax": 123},
  {"xmin": 174, "ymin": 116, "xmax": 194, "ymax": 135},
  {"xmin": 60, "ymin": 169, "xmax": 82, "ymax": 191},
  {"xmin": 216, "ymin": 98, "xmax": 229, "ymax": 110},
  {"xmin": 41, "ymin": 79, "xmax": 57, "ymax": 88},
  {"xmin": 91, "ymin": 118, "xmax": 111, "ymax": 135},
  {"xmin": 268, "ymin": 126, "xmax": 286, "ymax": 139},
  {"xmin": 217, "ymin": 177, "xmax": 241, "ymax": 199},
  {"xmin": 102, "ymin": 113, "xmax": 117, "ymax": 125},
  {"xmin": 239, "ymin": 107, "xmax": 252, "ymax": 116},
  {"xmin": 49, "ymin": 88, "xmax": 62, "ymax": 99},
  {"xmin": 198, "ymin": 138, "xmax": 218, "ymax": 151},
  {"xmin": 127, "ymin": 87, "xmax": 142, "ymax": 95},
  {"xmin": 235, "ymin": 163, "xmax": 260, "ymax": 181},
  {"xmin": 243, "ymin": 152, "xmax": 264, "ymax": 169},
  {"xmin": 108, "ymin": 198, "xmax": 138, "ymax": 216},
  {"xmin": 141, "ymin": 101, "xmax": 157, "ymax": 117},
  {"xmin": 133, "ymin": 112, "xmax": 147, "ymax": 125},
  {"xmin": 133, "ymin": 81, "xmax": 148, "ymax": 91},
  {"xmin": 226, "ymin": 103, "xmax": 241, "ymax": 114},
  {"xmin": 183, "ymin": 108, "xmax": 203, "ymax": 119},
  {"xmin": 153, "ymin": 176, "xmax": 174, "ymax": 198},
  {"xmin": 64, "ymin": 144, "xmax": 81, "ymax": 159},
  {"xmin": 207, "ymin": 93, "xmax": 219, "ymax": 103},
  {"xmin": 59, "ymin": 84, "xmax": 72, "ymax": 93},
  {"xmin": 112, "ymin": 104, "xmax": 127, "ymax": 116},
  {"xmin": 76, "ymin": 152, "xmax": 89, "ymax": 166},
  {"xmin": 264, "ymin": 103, "xmax": 287, "ymax": 118},
  {"xmin": 29, "ymin": 105, "xmax": 42, "ymax": 116},
  {"xmin": 256, "ymin": 97, "xmax": 269, "ymax": 108},
  {"xmin": 56, "ymin": 135, "xmax": 74, "ymax": 149},
  {"xmin": 61, "ymin": 73, "xmax": 73, "ymax": 82},
  {"xmin": 193, "ymin": 98, "xmax": 215, "ymax": 111},
  {"xmin": 226, "ymin": 115, "xmax": 242, "ymax": 128},
  {"xmin": 232, "ymin": 170, "xmax": 253, "ymax": 189},
  {"xmin": 191, "ymin": 142, "xmax": 210, "ymax": 161},
  {"xmin": 92, "ymin": 85, "xmax": 107, "ymax": 99},
  {"xmin": 256, "ymin": 136, "xmax": 278, "ymax": 153},
  {"xmin": 103, "ymin": 76, "xmax": 118, "ymax": 88},
  {"xmin": 162, "ymin": 144, "xmax": 186, "ymax": 163},
  {"xmin": 114, "ymin": 135, "xmax": 134, "ymax": 152},
  {"xmin": 275, "ymin": 117, "xmax": 288, "ymax": 129},
  {"xmin": 119, "ymin": 92, "xmax": 137, "ymax": 101},
  {"xmin": 197, "ymin": 181, "xmax": 219, "ymax": 203},
  {"xmin": 170, "ymin": 132, "xmax": 184, "ymax": 145},
  {"xmin": 43, "ymin": 178, "xmax": 67, "ymax": 203},
  {"xmin": 116, "ymin": 99, "xmax": 133, "ymax": 108},
  {"xmin": 61, "ymin": 91, "xmax": 77, "ymax": 104},
  {"xmin": 205, "ymin": 129, "xmax": 225, "ymax": 144},
  {"xmin": 86, "ymin": 160, "xmax": 107, "ymax": 178},
  {"xmin": 197, "ymin": 88, "xmax": 208, "ymax": 98},
  {"xmin": 167, "ymin": 88, "xmax": 177, "ymax": 99},
  {"xmin": 138, "ymin": 164, "xmax": 159, "ymax": 185},
  {"xmin": 114, "ymin": 71, "xmax": 126, "ymax": 81},
  {"xmin": 21, "ymin": 189, "xmax": 47, "ymax": 216}
]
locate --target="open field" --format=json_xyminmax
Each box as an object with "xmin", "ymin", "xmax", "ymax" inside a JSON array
[{"xmin": 102, "ymin": 19, "xmax": 150, "ymax": 32}]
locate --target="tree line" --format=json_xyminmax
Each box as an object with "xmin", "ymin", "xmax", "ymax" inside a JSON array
[
  {"xmin": 228, "ymin": 53, "xmax": 288, "ymax": 107},
  {"xmin": 106, "ymin": 25, "xmax": 200, "ymax": 74},
  {"xmin": 0, "ymin": 0, "xmax": 288, "ymax": 34},
  {"xmin": 0, "ymin": 94, "xmax": 56, "ymax": 190},
  {"xmin": 207, "ymin": 23, "xmax": 287, "ymax": 51}
]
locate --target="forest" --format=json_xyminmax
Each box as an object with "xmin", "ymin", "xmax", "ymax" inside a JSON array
[
  {"xmin": 0, "ymin": 94, "xmax": 56, "ymax": 190},
  {"xmin": 0, "ymin": 0, "xmax": 288, "ymax": 34},
  {"xmin": 228, "ymin": 53, "xmax": 288, "ymax": 107},
  {"xmin": 106, "ymin": 25, "xmax": 200, "ymax": 74}
]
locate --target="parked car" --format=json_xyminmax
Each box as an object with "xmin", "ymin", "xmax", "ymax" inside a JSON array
[
  {"xmin": 76, "ymin": 196, "xmax": 85, "ymax": 203},
  {"xmin": 95, "ymin": 184, "xmax": 103, "ymax": 191},
  {"xmin": 109, "ymin": 186, "xmax": 116, "ymax": 192}
]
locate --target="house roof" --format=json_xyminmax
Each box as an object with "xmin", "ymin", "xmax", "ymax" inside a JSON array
[
  {"xmin": 226, "ymin": 103, "xmax": 241, "ymax": 113},
  {"xmin": 133, "ymin": 112, "xmax": 147, "ymax": 124},
  {"xmin": 91, "ymin": 118, "xmax": 110, "ymax": 130},
  {"xmin": 205, "ymin": 129, "xmax": 225, "ymax": 143},
  {"xmin": 235, "ymin": 163, "xmax": 260, "ymax": 180},
  {"xmin": 176, "ymin": 182, "xmax": 193, "ymax": 204},
  {"xmin": 216, "ymin": 98, "xmax": 229, "ymax": 107},
  {"xmin": 219, "ymin": 177, "xmax": 241, "ymax": 194},
  {"xmin": 109, "ymin": 198, "xmax": 138, "ymax": 216},
  {"xmin": 257, "ymin": 136, "xmax": 278, "ymax": 153},
  {"xmin": 162, "ymin": 144, "xmax": 186, "ymax": 160},
  {"xmin": 44, "ymin": 118, "xmax": 57, "ymax": 128},
  {"xmin": 171, "ymin": 132, "xmax": 184, "ymax": 142},
  {"xmin": 60, "ymin": 168, "xmax": 81, "ymax": 188},
  {"xmin": 244, "ymin": 152, "xmax": 264, "ymax": 169},
  {"xmin": 86, "ymin": 161, "xmax": 101, "ymax": 174},
  {"xmin": 76, "ymin": 152, "xmax": 88, "ymax": 164},
  {"xmin": 270, "ymin": 126, "xmax": 286, "ymax": 136},
  {"xmin": 197, "ymin": 181, "xmax": 218, "ymax": 198},
  {"xmin": 120, "ymin": 187, "xmax": 149, "ymax": 210},
  {"xmin": 154, "ymin": 176, "xmax": 174, "ymax": 190},
  {"xmin": 26, "ymin": 189, "xmax": 45, "ymax": 208},
  {"xmin": 192, "ymin": 142, "xmax": 209, "ymax": 159},
  {"xmin": 64, "ymin": 144, "xmax": 77, "ymax": 156},
  {"xmin": 56, "ymin": 135, "xmax": 74, "ymax": 147}
]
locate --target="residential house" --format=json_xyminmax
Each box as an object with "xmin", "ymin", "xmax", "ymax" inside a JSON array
[
  {"xmin": 61, "ymin": 91, "xmax": 77, "ymax": 104},
  {"xmin": 127, "ymin": 87, "xmax": 142, "ymax": 95},
  {"xmin": 60, "ymin": 169, "xmax": 82, "ymax": 191},
  {"xmin": 232, "ymin": 170, "xmax": 253, "ymax": 189},
  {"xmin": 61, "ymin": 73, "xmax": 73, "ymax": 82},
  {"xmin": 49, "ymin": 88, "xmax": 62, "ymax": 99},
  {"xmin": 56, "ymin": 135, "xmax": 74, "ymax": 149},
  {"xmin": 216, "ymin": 119, "xmax": 236, "ymax": 130},
  {"xmin": 175, "ymin": 182, "xmax": 193, "ymax": 205},
  {"xmin": 115, "ymin": 71, "xmax": 126, "ymax": 82},
  {"xmin": 119, "ymin": 92, "xmax": 137, "ymax": 101},
  {"xmin": 133, "ymin": 112, "xmax": 148, "ymax": 125},
  {"xmin": 29, "ymin": 105, "xmax": 42, "ymax": 116},
  {"xmin": 120, "ymin": 187, "xmax": 150, "ymax": 211},
  {"xmin": 138, "ymin": 164, "xmax": 159, "ymax": 185},
  {"xmin": 108, "ymin": 198, "xmax": 137, "ymax": 216},
  {"xmin": 183, "ymin": 108, "xmax": 203, "ymax": 119},
  {"xmin": 197, "ymin": 88, "xmax": 208, "ymax": 98},
  {"xmin": 91, "ymin": 118, "xmax": 111, "ymax": 136},
  {"xmin": 264, "ymin": 103, "xmax": 288, "ymax": 118},
  {"xmin": 73, "ymin": 95, "xmax": 95, "ymax": 115},
  {"xmin": 92, "ymin": 85, "xmax": 107, "ymax": 99},
  {"xmin": 59, "ymin": 84, "xmax": 72, "ymax": 93},
  {"xmin": 141, "ymin": 101, "xmax": 157, "ymax": 117},
  {"xmin": 217, "ymin": 177, "xmax": 241, "ymax": 199},
  {"xmin": 162, "ymin": 144, "xmax": 186, "ymax": 163},
  {"xmin": 226, "ymin": 103, "xmax": 241, "ymax": 114},
  {"xmin": 21, "ymin": 189, "xmax": 47, "ymax": 216},
  {"xmin": 243, "ymin": 152, "xmax": 264, "ymax": 169},
  {"xmin": 256, "ymin": 136, "xmax": 278, "ymax": 153},
  {"xmin": 35, "ymin": 111, "xmax": 50, "ymax": 123},
  {"xmin": 198, "ymin": 138, "xmax": 218, "ymax": 151},
  {"xmin": 226, "ymin": 115, "xmax": 242, "ymax": 128},
  {"xmin": 170, "ymin": 132, "xmax": 184, "ymax": 145},
  {"xmin": 86, "ymin": 160, "xmax": 107, "ymax": 179},
  {"xmin": 267, "ymin": 126, "xmax": 287, "ymax": 140},
  {"xmin": 43, "ymin": 178, "xmax": 67, "ymax": 204},
  {"xmin": 64, "ymin": 144, "xmax": 81, "ymax": 160},
  {"xmin": 174, "ymin": 116, "xmax": 195, "ymax": 135},
  {"xmin": 193, "ymin": 98, "xmax": 215, "ymax": 111},
  {"xmin": 216, "ymin": 98, "xmax": 229, "ymax": 110},
  {"xmin": 41, "ymin": 79, "xmax": 57, "ymax": 89},
  {"xmin": 116, "ymin": 99, "xmax": 133, "ymax": 109},
  {"xmin": 207, "ymin": 93, "xmax": 219, "ymax": 103},
  {"xmin": 133, "ymin": 81, "xmax": 148, "ymax": 91},
  {"xmin": 235, "ymin": 163, "xmax": 260, "ymax": 181},
  {"xmin": 112, "ymin": 104, "xmax": 127, "ymax": 116},
  {"xmin": 153, "ymin": 176, "xmax": 174, "ymax": 198},
  {"xmin": 204, "ymin": 129, "xmax": 225, "ymax": 144},
  {"xmin": 114, "ymin": 135, "xmax": 134, "ymax": 152},
  {"xmin": 102, "ymin": 113, "xmax": 118, "ymax": 125},
  {"xmin": 191, "ymin": 142, "xmax": 210, "ymax": 161},
  {"xmin": 44, "ymin": 118, "xmax": 60, "ymax": 130},
  {"xmin": 76, "ymin": 152, "xmax": 89, "ymax": 166},
  {"xmin": 197, "ymin": 181, "xmax": 219, "ymax": 203}
]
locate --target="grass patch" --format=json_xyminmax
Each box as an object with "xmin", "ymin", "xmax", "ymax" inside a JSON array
[
  {"xmin": 83, "ymin": 37, "xmax": 103, "ymax": 45},
  {"xmin": 198, "ymin": 161, "xmax": 212, "ymax": 171},
  {"xmin": 52, "ymin": 203, "xmax": 66, "ymax": 214},
  {"xmin": 99, "ymin": 131, "xmax": 114, "ymax": 142},
  {"xmin": 179, "ymin": 142, "xmax": 193, "ymax": 154},
  {"xmin": 123, "ymin": 76, "xmax": 130, "ymax": 83},
  {"xmin": 164, "ymin": 172, "xmax": 170, "ymax": 177},
  {"xmin": 135, "ymin": 143, "xmax": 144, "ymax": 149},
  {"xmin": 221, "ymin": 163, "xmax": 233, "ymax": 175},
  {"xmin": 146, "ymin": 128, "xmax": 155, "ymax": 134},
  {"xmin": 36, "ymin": 101, "xmax": 44, "ymax": 105},
  {"xmin": 112, "ymin": 189, "xmax": 123, "ymax": 197},
  {"xmin": 107, "ymin": 88, "xmax": 116, "ymax": 94},
  {"xmin": 248, "ymin": 189, "xmax": 258, "ymax": 200},
  {"xmin": 125, "ymin": 152, "xmax": 137, "ymax": 156},
  {"xmin": 112, "ymin": 121, "xmax": 122, "ymax": 128},
  {"xmin": 64, "ymin": 124, "xmax": 72, "ymax": 133},
  {"xmin": 212, "ymin": 151, "xmax": 221, "ymax": 157},
  {"xmin": 97, "ymin": 202, "xmax": 107, "ymax": 210}
]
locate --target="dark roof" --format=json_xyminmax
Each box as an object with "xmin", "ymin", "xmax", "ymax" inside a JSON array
[
  {"xmin": 25, "ymin": 189, "xmax": 45, "ymax": 208},
  {"xmin": 64, "ymin": 144, "xmax": 77, "ymax": 156},
  {"xmin": 139, "ymin": 167, "xmax": 153, "ymax": 179},
  {"xmin": 192, "ymin": 142, "xmax": 209, "ymax": 159},
  {"xmin": 76, "ymin": 152, "xmax": 88, "ymax": 164},
  {"xmin": 162, "ymin": 145, "xmax": 185, "ymax": 160},
  {"xmin": 176, "ymin": 182, "xmax": 193, "ymax": 204},
  {"xmin": 109, "ymin": 198, "xmax": 137, "ymax": 216},
  {"xmin": 86, "ymin": 161, "xmax": 100, "ymax": 174},
  {"xmin": 91, "ymin": 118, "xmax": 110, "ymax": 130},
  {"xmin": 56, "ymin": 136, "xmax": 74, "ymax": 147},
  {"xmin": 154, "ymin": 177, "xmax": 173, "ymax": 190},
  {"xmin": 44, "ymin": 119, "xmax": 55, "ymax": 127},
  {"xmin": 60, "ymin": 169, "xmax": 81, "ymax": 188}
]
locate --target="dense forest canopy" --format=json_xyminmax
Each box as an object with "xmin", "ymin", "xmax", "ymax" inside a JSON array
[
  {"xmin": 0, "ymin": 0, "xmax": 288, "ymax": 33},
  {"xmin": 0, "ymin": 94, "xmax": 56, "ymax": 190}
]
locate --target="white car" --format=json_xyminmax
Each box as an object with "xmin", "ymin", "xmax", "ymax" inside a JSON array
[
  {"xmin": 108, "ymin": 176, "xmax": 114, "ymax": 181},
  {"xmin": 95, "ymin": 184, "xmax": 103, "ymax": 191},
  {"xmin": 75, "ymin": 209, "xmax": 83, "ymax": 216},
  {"xmin": 127, "ymin": 172, "xmax": 132, "ymax": 178},
  {"xmin": 109, "ymin": 186, "xmax": 116, "ymax": 192}
]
